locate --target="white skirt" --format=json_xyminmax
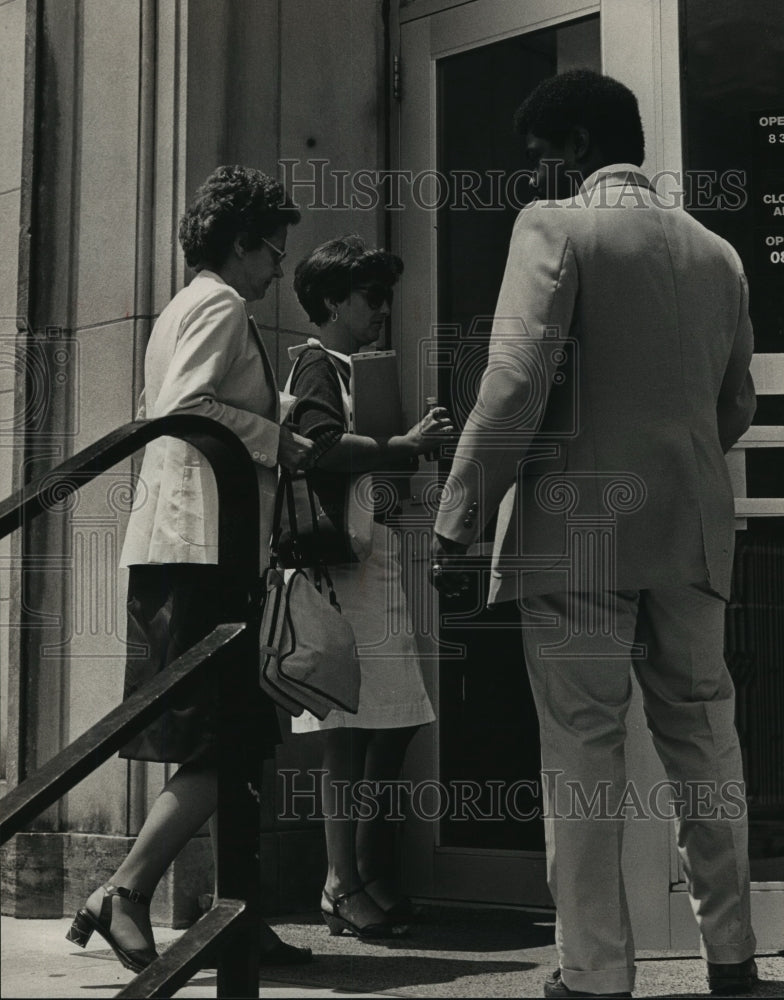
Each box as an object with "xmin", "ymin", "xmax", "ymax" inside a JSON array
[{"xmin": 291, "ymin": 522, "xmax": 436, "ymax": 732}]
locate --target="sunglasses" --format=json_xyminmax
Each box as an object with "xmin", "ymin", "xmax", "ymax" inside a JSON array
[
  {"xmin": 353, "ymin": 284, "xmax": 393, "ymax": 310},
  {"xmin": 260, "ymin": 237, "xmax": 286, "ymax": 263}
]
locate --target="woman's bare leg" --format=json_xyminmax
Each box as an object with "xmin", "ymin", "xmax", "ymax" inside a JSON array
[
  {"xmin": 357, "ymin": 726, "xmax": 418, "ymax": 910},
  {"xmin": 84, "ymin": 764, "xmax": 216, "ymax": 951},
  {"xmin": 321, "ymin": 728, "xmax": 387, "ymax": 926}
]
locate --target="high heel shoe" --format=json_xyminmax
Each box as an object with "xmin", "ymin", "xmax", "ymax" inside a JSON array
[
  {"xmin": 258, "ymin": 938, "xmax": 314, "ymax": 965},
  {"xmin": 66, "ymin": 884, "xmax": 158, "ymax": 973},
  {"xmin": 363, "ymin": 877, "xmax": 425, "ymax": 924},
  {"xmin": 321, "ymin": 887, "xmax": 404, "ymax": 940},
  {"xmin": 258, "ymin": 918, "xmax": 313, "ymax": 965},
  {"xmin": 197, "ymin": 893, "xmax": 314, "ymax": 965}
]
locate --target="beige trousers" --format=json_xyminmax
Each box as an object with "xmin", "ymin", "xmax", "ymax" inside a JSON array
[{"xmin": 521, "ymin": 585, "xmax": 756, "ymax": 995}]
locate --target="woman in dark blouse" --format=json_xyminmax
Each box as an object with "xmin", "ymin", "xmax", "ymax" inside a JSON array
[{"xmin": 288, "ymin": 236, "xmax": 454, "ymax": 939}]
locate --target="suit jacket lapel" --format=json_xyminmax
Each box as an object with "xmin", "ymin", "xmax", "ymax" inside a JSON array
[{"xmin": 247, "ymin": 313, "xmax": 280, "ymax": 419}]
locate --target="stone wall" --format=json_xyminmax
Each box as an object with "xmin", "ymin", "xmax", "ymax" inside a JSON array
[{"xmin": 1, "ymin": 0, "xmax": 386, "ymax": 920}]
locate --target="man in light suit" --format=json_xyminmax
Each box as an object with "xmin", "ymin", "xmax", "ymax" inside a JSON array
[{"xmin": 432, "ymin": 71, "xmax": 757, "ymax": 997}]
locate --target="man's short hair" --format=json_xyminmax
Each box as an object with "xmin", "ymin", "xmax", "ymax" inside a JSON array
[{"xmin": 513, "ymin": 69, "xmax": 645, "ymax": 166}]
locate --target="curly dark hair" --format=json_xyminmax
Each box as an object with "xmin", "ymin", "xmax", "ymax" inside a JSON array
[
  {"xmin": 293, "ymin": 235, "xmax": 404, "ymax": 326},
  {"xmin": 178, "ymin": 165, "xmax": 301, "ymax": 270},
  {"xmin": 513, "ymin": 69, "xmax": 645, "ymax": 167}
]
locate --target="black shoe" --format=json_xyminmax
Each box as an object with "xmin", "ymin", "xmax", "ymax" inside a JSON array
[
  {"xmin": 363, "ymin": 877, "xmax": 425, "ymax": 924},
  {"xmin": 321, "ymin": 887, "xmax": 405, "ymax": 940},
  {"xmin": 198, "ymin": 895, "xmax": 313, "ymax": 966},
  {"xmin": 544, "ymin": 968, "xmax": 632, "ymax": 998},
  {"xmin": 707, "ymin": 957, "xmax": 758, "ymax": 996},
  {"xmin": 66, "ymin": 884, "xmax": 158, "ymax": 974},
  {"xmin": 258, "ymin": 939, "xmax": 314, "ymax": 965}
]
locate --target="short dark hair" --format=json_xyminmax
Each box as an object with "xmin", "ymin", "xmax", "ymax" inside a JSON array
[
  {"xmin": 178, "ymin": 165, "xmax": 301, "ymax": 270},
  {"xmin": 294, "ymin": 235, "xmax": 404, "ymax": 326},
  {"xmin": 513, "ymin": 69, "xmax": 645, "ymax": 166}
]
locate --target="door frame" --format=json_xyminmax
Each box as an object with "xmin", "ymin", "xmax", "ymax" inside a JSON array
[
  {"xmin": 389, "ymin": 0, "xmax": 689, "ymax": 947},
  {"xmin": 392, "ymin": 0, "xmax": 784, "ymax": 951}
]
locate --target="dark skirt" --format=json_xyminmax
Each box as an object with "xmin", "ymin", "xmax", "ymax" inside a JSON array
[{"xmin": 119, "ymin": 563, "xmax": 280, "ymax": 764}]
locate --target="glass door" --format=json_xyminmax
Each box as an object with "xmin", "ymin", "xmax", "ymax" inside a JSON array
[
  {"xmin": 434, "ymin": 15, "xmax": 602, "ymax": 865},
  {"xmin": 391, "ymin": 0, "xmax": 689, "ymax": 940},
  {"xmin": 392, "ymin": 0, "xmax": 603, "ymax": 912}
]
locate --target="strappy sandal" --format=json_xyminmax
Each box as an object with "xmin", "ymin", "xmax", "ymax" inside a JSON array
[
  {"xmin": 363, "ymin": 877, "xmax": 425, "ymax": 924},
  {"xmin": 320, "ymin": 886, "xmax": 403, "ymax": 940},
  {"xmin": 66, "ymin": 883, "xmax": 158, "ymax": 973}
]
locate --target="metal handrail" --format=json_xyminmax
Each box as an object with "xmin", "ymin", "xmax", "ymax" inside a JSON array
[
  {"xmin": 0, "ymin": 415, "xmax": 264, "ymax": 998},
  {"xmin": 0, "ymin": 623, "xmax": 246, "ymax": 842}
]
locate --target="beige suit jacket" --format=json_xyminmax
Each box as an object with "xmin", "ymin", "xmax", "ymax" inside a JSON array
[
  {"xmin": 120, "ymin": 270, "xmax": 280, "ymax": 568},
  {"xmin": 435, "ymin": 165, "xmax": 755, "ymax": 602}
]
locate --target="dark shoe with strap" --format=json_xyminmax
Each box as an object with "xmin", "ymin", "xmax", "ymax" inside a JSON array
[
  {"xmin": 363, "ymin": 877, "xmax": 425, "ymax": 925},
  {"xmin": 707, "ymin": 957, "xmax": 758, "ymax": 996},
  {"xmin": 66, "ymin": 884, "xmax": 158, "ymax": 973},
  {"xmin": 380, "ymin": 895, "xmax": 423, "ymax": 925},
  {"xmin": 321, "ymin": 886, "xmax": 405, "ymax": 940},
  {"xmin": 544, "ymin": 968, "xmax": 632, "ymax": 998},
  {"xmin": 197, "ymin": 893, "xmax": 314, "ymax": 966},
  {"xmin": 258, "ymin": 919, "xmax": 313, "ymax": 965},
  {"xmin": 258, "ymin": 938, "xmax": 314, "ymax": 965}
]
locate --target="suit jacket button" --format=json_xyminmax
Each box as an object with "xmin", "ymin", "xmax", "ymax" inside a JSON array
[
  {"xmin": 463, "ymin": 517, "xmax": 473, "ymax": 528},
  {"xmin": 252, "ymin": 451, "xmax": 261, "ymax": 459},
  {"xmin": 260, "ymin": 453, "xmax": 268, "ymax": 463}
]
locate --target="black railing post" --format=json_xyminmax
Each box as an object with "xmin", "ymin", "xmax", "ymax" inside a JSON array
[
  {"xmin": 215, "ymin": 621, "xmax": 263, "ymax": 997},
  {"xmin": 181, "ymin": 424, "xmax": 262, "ymax": 998}
]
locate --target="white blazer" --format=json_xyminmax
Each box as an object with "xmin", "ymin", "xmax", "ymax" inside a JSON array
[
  {"xmin": 435, "ymin": 166, "xmax": 755, "ymax": 601},
  {"xmin": 120, "ymin": 270, "xmax": 281, "ymax": 569}
]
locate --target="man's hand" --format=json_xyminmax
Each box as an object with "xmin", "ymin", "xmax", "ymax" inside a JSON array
[
  {"xmin": 277, "ymin": 426, "xmax": 315, "ymax": 472},
  {"xmin": 430, "ymin": 534, "xmax": 471, "ymax": 599}
]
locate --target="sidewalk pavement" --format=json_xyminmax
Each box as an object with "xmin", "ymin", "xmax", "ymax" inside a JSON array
[{"xmin": 2, "ymin": 907, "xmax": 783, "ymax": 998}]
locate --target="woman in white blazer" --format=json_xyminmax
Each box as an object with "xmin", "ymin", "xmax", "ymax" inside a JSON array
[{"xmin": 66, "ymin": 166, "xmax": 313, "ymax": 972}]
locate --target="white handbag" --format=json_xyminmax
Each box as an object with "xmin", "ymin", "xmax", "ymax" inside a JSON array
[{"xmin": 258, "ymin": 471, "xmax": 360, "ymax": 719}]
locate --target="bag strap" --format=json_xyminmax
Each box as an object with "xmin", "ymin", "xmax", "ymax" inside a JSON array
[
  {"xmin": 287, "ymin": 338, "xmax": 353, "ymax": 431},
  {"xmin": 270, "ymin": 469, "xmax": 297, "ymax": 569},
  {"xmin": 322, "ymin": 349, "xmax": 353, "ymax": 433},
  {"xmin": 271, "ymin": 469, "xmax": 318, "ymax": 571},
  {"xmin": 280, "ymin": 341, "xmax": 355, "ymax": 601},
  {"xmin": 271, "ymin": 470, "xmax": 343, "ymax": 603}
]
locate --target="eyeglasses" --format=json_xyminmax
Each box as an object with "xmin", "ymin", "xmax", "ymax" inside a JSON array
[
  {"xmin": 353, "ymin": 284, "xmax": 393, "ymax": 310},
  {"xmin": 260, "ymin": 237, "xmax": 286, "ymax": 263}
]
